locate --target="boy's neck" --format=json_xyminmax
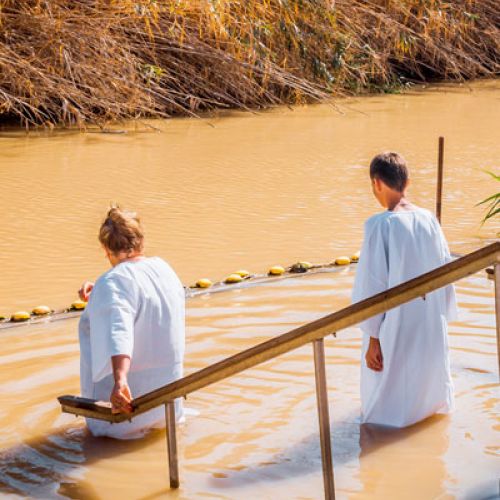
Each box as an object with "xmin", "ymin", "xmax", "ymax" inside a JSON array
[
  {"xmin": 385, "ymin": 193, "xmax": 413, "ymax": 212},
  {"xmin": 372, "ymin": 178, "xmax": 414, "ymax": 211}
]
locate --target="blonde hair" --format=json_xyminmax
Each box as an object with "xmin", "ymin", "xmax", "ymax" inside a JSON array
[{"xmin": 99, "ymin": 206, "xmax": 144, "ymax": 255}]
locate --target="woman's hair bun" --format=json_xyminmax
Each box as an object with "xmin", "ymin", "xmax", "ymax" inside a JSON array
[{"xmin": 99, "ymin": 204, "xmax": 144, "ymax": 255}]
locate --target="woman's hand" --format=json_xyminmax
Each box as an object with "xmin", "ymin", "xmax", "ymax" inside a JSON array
[
  {"xmin": 110, "ymin": 380, "xmax": 133, "ymax": 414},
  {"xmin": 365, "ymin": 337, "xmax": 383, "ymax": 371},
  {"xmin": 78, "ymin": 281, "xmax": 94, "ymax": 301},
  {"xmin": 110, "ymin": 354, "xmax": 133, "ymax": 414}
]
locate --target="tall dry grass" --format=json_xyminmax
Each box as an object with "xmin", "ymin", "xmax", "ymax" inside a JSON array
[{"xmin": 0, "ymin": 0, "xmax": 498, "ymax": 127}]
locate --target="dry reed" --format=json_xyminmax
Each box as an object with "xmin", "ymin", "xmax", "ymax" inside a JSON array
[{"xmin": 0, "ymin": 0, "xmax": 498, "ymax": 127}]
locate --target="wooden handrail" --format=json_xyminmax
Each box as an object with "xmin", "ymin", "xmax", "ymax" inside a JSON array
[{"xmin": 58, "ymin": 241, "xmax": 500, "ymax": 423}]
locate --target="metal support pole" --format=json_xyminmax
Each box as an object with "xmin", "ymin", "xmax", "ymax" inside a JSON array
[
  {"xmin": 495, "ymin": 263, "xmax": 500, "ymax": 377},
  {"xmin": 436, "ymin": 136, "xmax": 445, "ymax": 224},
  {"xmin": 165, "ymin": 401, "xmax": 179, "ymax": 489},
  {"xmin": 313, "ymin": 338, "xmax": 335, "ymax": 500}
]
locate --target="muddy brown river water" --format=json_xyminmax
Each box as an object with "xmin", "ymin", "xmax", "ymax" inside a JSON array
[{"xmin": 0, "ymin": 81, "xmax": 498, "ymax": 499}]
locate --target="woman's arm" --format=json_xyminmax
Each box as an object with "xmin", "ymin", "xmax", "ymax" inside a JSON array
[{"xmin": 110, "ymin": 354, "xmax": 133, "ymax": 414}]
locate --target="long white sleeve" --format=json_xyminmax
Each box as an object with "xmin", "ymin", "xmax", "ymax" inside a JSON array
[
  {"xmin": 88, "ymin": 274, "xmax": 137, "ymax": 383},
  {"xmin": 352, "ymin": 216, "xmax": 389, "ymax": 339}
]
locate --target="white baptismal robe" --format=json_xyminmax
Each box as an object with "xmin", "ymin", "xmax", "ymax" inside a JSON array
[
  {"xmin": 352, "ymin": 207, "xmax": 458, "ymax": 428},
  {"xmin": 78, "ymin": 257, "xmax": 185, "ymax": 439}
]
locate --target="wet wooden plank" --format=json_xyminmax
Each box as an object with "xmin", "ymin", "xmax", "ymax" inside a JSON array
[{"xmin": 58, "ymin": 396, "xmax": 117, "ymax": 422}]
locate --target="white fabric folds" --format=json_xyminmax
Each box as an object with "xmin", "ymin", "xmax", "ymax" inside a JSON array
[
  {"xmin": 352, "ymin": 207, "xmax": 458, "ymax": 428},
  {"xmin": 79, "ymin": 257, "xmax": 185, "ymax": 439}
]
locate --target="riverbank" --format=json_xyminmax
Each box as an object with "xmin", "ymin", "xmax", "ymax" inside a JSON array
[{"xmin": 1, "ymin": 0, "xmax": 499, "ymax": 127}]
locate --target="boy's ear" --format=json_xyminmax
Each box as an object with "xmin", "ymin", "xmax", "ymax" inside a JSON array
[{"xmin": 373, "ymin": 177, "xmax": 383, "ymax": 192}]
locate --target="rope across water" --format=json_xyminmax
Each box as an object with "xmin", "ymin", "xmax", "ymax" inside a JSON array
[{"xmin": 0, "ymin": 252, "xmax": 359, "ymax": 329}]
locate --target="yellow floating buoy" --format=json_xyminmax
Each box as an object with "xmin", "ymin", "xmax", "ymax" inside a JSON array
[
  {"xmin": 32, "ymin": 305, "xmax": 52, "ymax": 316},
  {"xmin": 70, "ymin": 300, "xmax": 87, "ymax": 311},
  {"xmin": 196, "ymin": 278, "xmax": 213, "ymax": 288},
  {"xmin": 268, "ymin": 265, "xmax": 285, "ymax": 276},
  {"xmin": 234, "ymin": 270, "xmax": 250, "ymax": 278},
  {"xmin": 11, "ymin": 311, "xmax": 31, "ymax": 322},
  {"xmin": 225, "ymin": 273, "xmax": 243, "ymax": 284},
  {"xmin": 350, "ymin": 251, "xmax": 360, "ymax": 263},
  {"xmin": 335, "ymin": 256, "xmax": 351, "ymax": 266}
]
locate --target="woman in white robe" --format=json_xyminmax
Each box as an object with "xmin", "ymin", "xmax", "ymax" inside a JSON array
[
  {"xmin": 78, "ymin": 207, "xmax": 185, "ymax": 439},
  {"xmin": 352, "ymin": 206, "xmax": 458, "ymax": 428}
]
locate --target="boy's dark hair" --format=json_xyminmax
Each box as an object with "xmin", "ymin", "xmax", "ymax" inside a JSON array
[{"xmin": 369, "ymin": 152, "xmax": 409, "ymax": 192}]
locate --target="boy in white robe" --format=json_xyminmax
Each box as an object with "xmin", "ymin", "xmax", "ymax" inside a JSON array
[{"xmin": 352, "ymin": 152, "xmax": 458, "ymax": 428}]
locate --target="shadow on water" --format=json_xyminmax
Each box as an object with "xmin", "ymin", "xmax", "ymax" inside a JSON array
[
  {"xmin": 0, "ymin": 413, "xmax": 450, "ymax": 498},
  {"xmin": 205, "ymin": 413, "xmax": 450, "ymax": 489},
  {"xmin": 0, "ymin": 424, "xmax": 169, "ymax": 499}
]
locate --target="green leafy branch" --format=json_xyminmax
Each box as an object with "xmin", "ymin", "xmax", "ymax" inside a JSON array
[{"xmin": 477, "ymin": 171, "xmax": 499, "ymax": 229}]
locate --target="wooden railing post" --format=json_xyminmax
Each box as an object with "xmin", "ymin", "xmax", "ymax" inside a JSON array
[
  {"xmin": 165, "ymin": 401, "xmax": 179, "ymax": 489},
  {"xmin": 495, "ymin": 263, "xmax": 500, "ymax": 377},
  {"xmin": 436, "ymin": 136, "xmax": 445, "ymax": 224},
  {"xmin": 313, "ymin": 338, "xmax": 335, "ymax": 500}
]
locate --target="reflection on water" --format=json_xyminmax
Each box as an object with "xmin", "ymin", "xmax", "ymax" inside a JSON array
[
  {"xmin": 357, "ymin": 417, "xmax": 450, "ymax": 499},
  {"xmin": 0, "ymin": 81, "xmax": 499, "ymax": 499}
]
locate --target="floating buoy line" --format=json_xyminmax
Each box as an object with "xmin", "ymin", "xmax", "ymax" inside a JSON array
[{"xmin": 0, "ymin": 252, "xmax": 359, "ymax": 330}]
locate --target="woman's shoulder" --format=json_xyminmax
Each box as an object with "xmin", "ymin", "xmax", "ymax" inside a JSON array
[
  {"xmin": 146, "ymin": 256, "xmax": 168, "ymax": 267},
  {"xmin": 93, "ymin": 265, "xmax": 137, "ymax": 295},
  {"xmin": 142, "ymin": 256, "xmax": 175, "ymax": 274},
  {"xmin": 85, "ymin": 269, "xmax": 135, "ymax": 309},
  {"xmin": 120, "ymin": 257, "xmax": 181, "ymax": 284},
  {"xmin": 110, "ymin": 256, "xmax": 162, "ymax": 274},
  {"xmin": 96, "ymin": 257, "xmax": 179, "ymax": 287}
]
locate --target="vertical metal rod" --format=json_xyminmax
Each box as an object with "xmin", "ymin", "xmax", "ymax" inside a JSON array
[
  {"xmin": 313, "ymin": 338, "xmax": 335, "ymax": 500},
  {"xmin": 165, "ymin": 401, "xmax": 179, "ymax": 489},
  {"xmin": 495, "ymin": 263, "xmax": 500, "ymax": 377},
  {"xmin": 436, "ymin": 136, "xmax": 445, "ymax": 224}
]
